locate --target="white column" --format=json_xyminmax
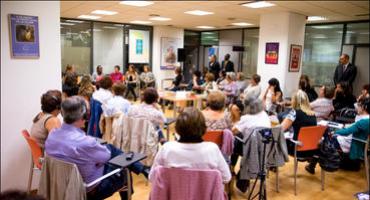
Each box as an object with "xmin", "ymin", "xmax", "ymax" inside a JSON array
[{"xmin": 257, "ymin": 12, "xmax": 306, "ymax": 98}]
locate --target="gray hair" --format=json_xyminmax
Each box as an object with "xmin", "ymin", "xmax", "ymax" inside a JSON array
[
  {"xmin": 61, "ymin": 96, "xmax": 87, "ymax": 124},
  {"xmin": 226, "ymin": 72, "xmax": 236, "ymax": 81},
  {"xmin": 243, "ymin": 97, "xmax": 263, "ymax": 115}
]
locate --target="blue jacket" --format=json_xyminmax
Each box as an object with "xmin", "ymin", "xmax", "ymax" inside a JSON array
[{"xmin": 87, "ymin": 98, "xmax": 103, "ymax": 138}]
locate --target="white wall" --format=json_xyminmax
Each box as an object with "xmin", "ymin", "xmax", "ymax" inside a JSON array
[
  {"xmin": 152, "ymin": 26, "xmax": 184, "ymax": 89},
  {"xmin": 219, "ymin": 29, "xmax": 243, "ymax": 71},
  {"xmin": 1, "ymin": 1, "xmax": 61, "ymax": 191},
  {"xmin": 257, "ymin": 12, "xmax": 306, "ymax": 98}
]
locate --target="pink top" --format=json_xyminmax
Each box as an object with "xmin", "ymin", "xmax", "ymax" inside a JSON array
[{"xmin": 110, "ymin": 72, "xmax": 123, "ymax": 83}]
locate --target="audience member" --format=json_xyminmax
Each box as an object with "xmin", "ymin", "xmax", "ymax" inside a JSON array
[
  {"xmin": 167, "ymin": 66, "xmax": 183, "ymax": 92},
  {"xmin": 78, "ymin": 75, "xmax": 96, "ymax": 102},
  {"xmin": 62, "ymin": 73, "xmax": 79, "ymax": 98},
  {"xmin": 200, "ymin": 72, "xmax": 218, "ymax": 94},
  {"xmin": 235, "ymin": 72, "xmax": 248, "ymax": 95},
  {"xmin": 92, "ymin": 65, "xmax": 104, "ymax": 84},
  {"xmin": 30, "ymin": 90, "xmax": 62, "ymax": 148},
  {"xmin": 228, "ymin": 100, "xmax": 245, "ymax": 125},
  {"xmin": 208, "ymin": 54, "xmax": 221, "ymax": 80},
  {"xmin": 333, "ymin": 53, "xmax": 357, "ymax": 89},
  {"xmin": 125, "ymin": 64, "xmax": 139, "ymax": 101},
  {"xmin": 299, "ymin": 74, "xmax": 318, "ymax": 102},
  {"xmin": 242, "ymin": 74, "xmax": 261, "ymax": 100},
  {"xmin": 354, "ymin": 97, "xmax": 370, "ymax": 122},
  {"xmin": 216, "ymin": 70, "xmax": 227, "ymax": 89},
  {"xmin": 310, "ymin": 85, "xmax": 335, "ymax": 121},
  {"xmin": 333, "ymin": 81, "xmax": 356, "ymax": 111},
  {"xmin": 223, "ymin": 72, "xmax": 238, "ymax": 105},
  {"xmin": 110, "ymin": 65, "xmax": 124, "ymax": 83},
  {"xmin": 263, "ymin": 78, "xmax": 283, "ymax": 113},
  {"xmin": 92, "ymin": 76, "xmax": 113, "ymax": 105},
  {"xmin": 62, "ymin": 64, "xmax": 77, "ymax": 82},
  {"xmin": 0, "ymin": 190, "xmax": 45, "ymax": 200},
  {"xmin": 357, "ymin": 84, "xmax": 370, "ymax": 102},
  {"xmin": 202, "ymin": 91, "xmax": 232, "ymax": 130},
  {"xmin": 221, "ymin": 53, "xmax": 234, "ymax": 72},
  {"xmin": 45, "ymin": 96, "xmax": 149, "ymax": 200},
  {"xmin": 139, "ymin": 65, "xmax": 155, "ymax": 89},
  {"xmin": 149, "ymin": 107, "xmax": 231, "ymax": 183},
  {"xmin": 103, "ymin": 83, "xmax": 131, "ymax": 116},
  {"xmin": 188, "ymin": 70, "xmax": 204, "ymax": 94}
]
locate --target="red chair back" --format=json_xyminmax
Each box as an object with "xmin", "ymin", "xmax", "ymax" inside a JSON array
[
  {"xmin": 202, "ymin": 130, "xmax": 223, "ymax": 148},
  {"xmin": 22, "ymin": 130, "xmax": 43, "ymax": 169},
  {"xmin": 297, "ymin": 126, "xmax": 327, "ymax": 152}
]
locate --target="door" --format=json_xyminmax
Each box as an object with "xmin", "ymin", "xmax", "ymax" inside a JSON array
[{"xmin": 352, "ymin": 46, "xmax": 369, "ymax": 96}]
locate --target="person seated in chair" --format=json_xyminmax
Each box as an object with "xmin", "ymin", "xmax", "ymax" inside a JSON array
[
  {"xmin": 103, "ymin": 83, "xmax": 131, "ymax": 116},
  {"xmin": 166, "ymin": 67, "xmax": 183, "ymax": 92},
  {"xmin": 187, "ymin": 70, "xmax": 204, "ymax": 94},
  {"xmin": 45, "ymin": 96, "xmax": 149, "ymax": 200},
  {"xmin": 310, "ymin": 85, "xmax": 335, "ymax": 121},
  {"xmin": 202, "ymin": 91, "xmax": 232, "ymax": 131},
  {"xmin": 149, "ymin": 107, "xmax": 231, "ymax": 183},
  {"xmin": 139, "ymin": 65, "xmax": 155, "ymax": 89},
  {"xmin": 333, "ymin": 81, "xmax": 356, "ymax": 111},
  {"xmin": 92, "ymin": 76, "xmax": 113, "ymax": 105}
]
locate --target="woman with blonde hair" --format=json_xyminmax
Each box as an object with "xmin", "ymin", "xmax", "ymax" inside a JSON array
[
  {"xmin": 78, "ymin": 75, "xmax": 96, "ymax": 101},
  {"xmin": 202, "ymin": 90, "xmax": 232, "ymax": 130},
  {"xmin": 281, "ymin": 90, "xmax": 317, "ymax": 156}
]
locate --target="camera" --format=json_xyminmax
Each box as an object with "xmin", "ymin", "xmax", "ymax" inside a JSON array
[{"xmin": 259, "ymin": 128, "xmax": 273, "ymax": 143}]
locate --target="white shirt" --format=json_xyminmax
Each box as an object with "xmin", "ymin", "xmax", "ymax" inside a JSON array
[
  {"xmin": 264, "ymin": 89, "xmax": 274, "ymax": 111},
  {"xmin": 235, "ymin": 111, "xmax": 271, "ymax": 133},
  {"xmin": 102, "ymin": 96, "xmax": 131, "ymax": 116},
  {"xmin": 127, "ymin": 103, "xmax": 166, "ymax": 127},
  {"xmin": 242, "ymin": 84, "xmax": 261, "ymax": 100},
  {"xmin": 310, "ymin": 98, "xmax": 334, "ymax": 119},
  {"xmin": 149, "ymin": 141, "xmax": 231, "ymax": 183},
  {"xmin": 92, "ymin": 88, "xmax": 113, "ymax": 105}
]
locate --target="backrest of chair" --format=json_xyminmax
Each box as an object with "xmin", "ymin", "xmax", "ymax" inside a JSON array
[
  {"xmin": 202, "ymin": 130, "xmax": 223, "ymax": 148},
  {"xmin": 297, "ymin": 126, "xmax": 327, "ymax": 151},
  {"xmin": 22, "ymin": 130, "xmax": 43, "ymax": 169}
]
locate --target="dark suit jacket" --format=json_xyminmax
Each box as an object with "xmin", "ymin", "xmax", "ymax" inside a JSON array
[
  {"xmin": 221, "ymin": 60, "xmax": 234, "ymax": 72},
  {"xmin": 209, "ymin": 61, "xmax": 221, "ymax": 80},
  {"xmin": 333, "ymin": 63, "xmax": 357, "ymax": 86}
]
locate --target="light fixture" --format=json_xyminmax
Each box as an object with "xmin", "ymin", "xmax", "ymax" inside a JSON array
[
  {"xmin": 185, "ymin": 10, "xmax": 214, "ymax": 16},
  {"xmin": 307, "ymin": 16, "xmax": 327, "ymax": 21},
  {"xmin": 77, "ymin": 15, "xmax": 101, "ymax": 20},
  {"xmin": 114, "ymin": 24, "xmax": 125, "ymax": 27},
  {"xmin": 60, "ymin": 22, "xmax": 75, "ymax": 26},
  {"xmin": 130, "ymin": 20, "xmax": 152, "ymax": 25},
  {"xmin": 103, "ymin": 26, "xmax": 118, "ymax": 29},
  {"xmin": 231, "ymin": 22, "xmax": 253, "ymax": 26},
  {"xmin": 65, "ymin": 20, "xmax": 84, "ymax": 23},
  {"xmin": 196, "ymin": 26, "xmax": 215, "ymax": 29},
  {"xmin": 120, "ymin": 1, "xmax": 154, "ymax": 7},
  {"xmin": 311, "ymin": 25, "xmax": 333, "ymax": 29},
  {"xmin": 93, "ymin": 29, "xmax": 102, "ymax": 32},
  {"xmin": 149, "ymin": 16, "xmax": 171, "ymax": 21},
  {"xmin": 241, "ymin": 1, "xmax": 275, "ymax": 8},
  {"xmin": 91, "ymin": 10, "xmax": 118, "ymax": 15}
]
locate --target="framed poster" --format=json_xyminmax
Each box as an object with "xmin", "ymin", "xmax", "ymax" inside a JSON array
[
  {"xmin": 129, "ymin": 29, "xmax": 150, "ymax": 63},
  {"xmin": 265, "ymin": 42, "xmax": 279, "ymax": 64},
  {"xmin": 9, "ymin": 14, "xmax": 39, "ymax": 58},
  {"xmin": 289, "ymin": 44, "xmax": 302, "ymax": 72},
  {"xmin": 160, "ymin": 37, "xmax": 181, "ymax": 70}
]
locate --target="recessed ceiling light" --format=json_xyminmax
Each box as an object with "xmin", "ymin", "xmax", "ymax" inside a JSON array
[
  {"xmin": 120, "ymin": 1, "xmax": 154, "ymax": 7},
  {"xmin": 77, "ymin": 15, "xmax": 101, "ymax": 20},
  {"xmin": 130, "ymin": 20, "xmax": 152, "ymax": 25},
  {"xmin": 60, "ymin": 22, "xmax": 75, "ymax": 26},
  {"xmin": 103, "ymin": 26, "xmax": 118, "ymax": 29},
  {"xmin": 93, "ymin": 29, "xmax": 102, "ymax": 32},
  {"xmin": 241, "ymin": 1, "xmax": 275, "ymax": 8},
  {"xmin": 149, "ymin": 16, "xmax": 171, "ymax": 21},
  {"xmin": 114, "ymin": 24, "xmax": 125, "ymax": 27},
  {"xmin": 307, "ymin": 16, "xmax": 327, "ymax": 21},
  {"xmin": 91, "ymin": 10, "xmax": 118, "ymax": 15},
  {"xmin": 185, "ymin": 10, "xmax": 214, "ymax": 16},
  {"xmin": 65, "ymin": 20, "xmax": 84, "ymax": 23},
  {"xmin": 196, "ymin": 26, "xmax": 215, "ymax": 29},
  {"xmin": 231, "ymin": 22, "xmax": 253, "ymax": 26},
  {"xmin": 311, "ymin": 25, "xmax": 333, "ymax": 29}
]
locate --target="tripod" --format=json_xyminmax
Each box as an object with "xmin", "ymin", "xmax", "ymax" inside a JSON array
[{"xmin": 247, "ymin": 136, "xmax": 271, "ymax": 200}]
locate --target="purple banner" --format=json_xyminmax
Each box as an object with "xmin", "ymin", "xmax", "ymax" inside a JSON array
[
  {"xmin": 265, "ymin": 42, "xmax": 279, "ymax": 64},
  {"xmin": 9, "ymin": 14, "xmax": 39, "ymax": 58}
]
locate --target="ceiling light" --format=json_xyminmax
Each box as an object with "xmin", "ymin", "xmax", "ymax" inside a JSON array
[
  {"xmin": 149, "ymin": 16, "xmax": 171, "ymax": 21},
  {"xmin": 311, "ymin": 25, "xmax": 333, "ymax": 29},
  {"xmin": 114, "ymin": 24, "xmax": 125, "ymax": 27},
  {"xmin": 241, "ymin": 1, "xmax": 275, "ymax": 8},
  {"xmin": 130, "ymin": 20, "xmax": 152, "ymax": 25},
  {"xmin": 185, "ymin": 10, "xmax": 214, "ymax": 16},
  {"xmin": 65, "ymin": 20, "xmax": 84, "ymax": 23},
  {"xmin": 196, "ymin": 26, "xmax": 215, "ymax": 29},
  {"xmin": 231, "ymin": 22, "xmax": 253, "ymax": 26},
  {"xmin": 60, "ymin": 22, "xmax": 75, "ymax": 26},
  {"xmin": 93, "ymin": 29, "xmax": 102, "ymax": 32},
  {"xmin": 307, "ymin": 16, "xmax": 327, "ymax": 21},
  {"xmin": 103, "ymin": 26, "xmax": 118, "ymax": 29},
  {"xmin": 77, "ymin": 15, "xmax": 101, "ymax": 20},
  {"xmin": 91, "ymin": 10, "xmax": 118, "ymax": 15},
  {"xmin": 120, "ymin": 1, "xmax": 154, "ymax": 7}
]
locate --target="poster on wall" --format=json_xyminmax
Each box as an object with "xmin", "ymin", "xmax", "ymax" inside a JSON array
[
  {"xmin": 129, "ymin": 29, "xmax": 150, "ymax": 63},
  {"xmin": 289, "ymin": 44, "xmax": 302, "ymax": 72},
  {"xmin": 265, "ymin": 42, "xmax": 279, "ymax": 64},
  {"xmin": 9, "ymin": 14, "xmax": 39, "ymax": 58},
  {"xmin": 160, "ymin": 37, "xmax": 181, "ymax": 70}
]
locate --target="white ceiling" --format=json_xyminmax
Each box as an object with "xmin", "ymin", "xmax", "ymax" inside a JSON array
[{"xmin": 61, "ymin": 1, "xmax": 370, "ymax": 30}]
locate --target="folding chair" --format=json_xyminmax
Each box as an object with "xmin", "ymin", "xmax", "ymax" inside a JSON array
[
  {"xmin": 352, "ymin": 136, "xmax": 369, "ymax": 191},
  {"xmin": 289, "ymin": 125, "xmax": 327, "ymax": 195},
  {"xmin": 202, "ymin": 130, "xmax": 223, "ymax": 148}
]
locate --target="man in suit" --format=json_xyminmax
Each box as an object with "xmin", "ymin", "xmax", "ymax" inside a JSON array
[
  {"xmin": 208, "ymin": 54, "xmax": 221, "ymax": 80},
  {"xmin": 333, "ymin": 54, "xmax": 357, "ymax": 88},
  {"xmin": 221, "ymin": 54, "xmax": 235, "ymax": 72}
]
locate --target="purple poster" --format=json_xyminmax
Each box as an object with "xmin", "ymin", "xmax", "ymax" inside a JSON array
[
  {"xmin": 265, "ymin": 42, "xmax": 279, "ymax": 64},
  {"xmin": 9, "ymin": 14, "xmax": 39, "ymax": 58}
]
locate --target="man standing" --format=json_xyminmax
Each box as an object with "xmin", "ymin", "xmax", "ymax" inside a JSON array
[
  {"xmin": 333, "ymin": 54, "xmax": 357, "ymax": 88},
  {"xmin": 208, "ymin": 54, "xmax": 221, "ymax": 80},
  {"xmin": 221, "ymin": 54, "xmax": 235, "ymax": 72}
]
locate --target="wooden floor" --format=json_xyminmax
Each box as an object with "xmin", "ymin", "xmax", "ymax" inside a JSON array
[{"xmin": 107, "ymin": 104, "xmax": 368, "ymax": 200}]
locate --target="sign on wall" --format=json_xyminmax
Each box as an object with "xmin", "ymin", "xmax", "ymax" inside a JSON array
[
  {"xmin": 288, "ymin": 44, "xmax": 302, "ymax": 72},
  {"xmin": 160, "ymin": 37, "xmax": 181, "ymax": 70},
  {"xmin": 265, "ymin": 42, "xmax": 279, "ymax": 64},
  {"xmin": 9, "ymin": 14, "xmax": 40, "ymax": 58},
  {"xmin": 129, "ymin": 29, "xmax": 150, "ymax": 63}
]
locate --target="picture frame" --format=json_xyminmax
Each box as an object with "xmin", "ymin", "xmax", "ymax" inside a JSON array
[
  {"xmin": 160, "ymin": 37, "xmax": 181, "ymax": 70},
  {"xmin": 265, "ymin": 42, "xmax": 279, "ymax": 64},
  {"xmin": 288, "ymin": 44, "xmax": 302, "ymax": 72},
  {"xmin": 9, "ymin": 14, "xmax": 40, "ymax": 58}
]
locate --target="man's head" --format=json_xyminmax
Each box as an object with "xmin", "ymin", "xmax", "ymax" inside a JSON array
[
  {"xmin": 61, "ymin": 96, "xmax": 87, "ymax": 126},
  {"xmin": 224, "ymin": 54, "xmax": 230, "ymax": 61},
  {"xmin": 339, "ymin": 54, "xmax": 350, "ymax": 65}
]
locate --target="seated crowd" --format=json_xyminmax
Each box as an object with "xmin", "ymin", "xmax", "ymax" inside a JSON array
[{"xmin": 28, "ymin": 59, "xmax": 369, "ymax": 199}]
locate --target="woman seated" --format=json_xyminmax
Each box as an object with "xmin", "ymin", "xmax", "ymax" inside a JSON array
[
  {"xmin": 110, "ymin": 65, "xmax": 124, "ymax": 84},
  {"xmin": 30, "ymin": 90, "xmax": 62, "ymax": 148},
  {"xmin": 62, "ymin": 73, "xmax": 79, "ymax": 98},
  {"xmin": 103, "ymin": 83, "xmax": 131, "ymax": 116},
  {"xmin": 306, "ymin": 97, "xmax": 370, "ymax": 174},
  {"xmin": 333, "ymin": 81, "xmax": 356, "ymax": 111},
  {"xmin": 167, "ymin": 67, "xmax": 183, "ymax": 92},
  {"xmin": 200, "ymin": 73, "xmax": 218, "ymax": 94},
  {"xmin": 216, "ymin": 70, "xmax": 227, "ymax": 90},
  {"xmin": 242, "ymin": 74, "xmax": 261, "ymax": 101},
  {"xmin": 125, "ymin": 64, "xmax": 139, "ymax": 101},
  {"xmin": 310, "ymin": 85, "xmax": 335, "ymax": 121},
  {"xmin": 228, "ymin": 100, "xmax": 245, "ymax": 126},
  {"xmin": 281, "ymin": 90, "xmax": 317, "ymax": 157},
  {"xmin": 263, "ymin": 78, "xmax": 283, "ymax": 114},
  {"xmin": 357, "ymin": 84, "xmax": 369, "ymax": 102},
  {"xmin": 92, "ymin": 65, "xmax": 104, "ymax": 85},
  {"xmin": 188, "ymin": 70, "xmax": 204, "ymax": 94},
  {"xmin": 149, "ymin": 107, "xmax": 231, "ymax": 183},
  {"xmin": 236, "ymin": 72, "xmax": 248, "ymax": 95},
  {"xmin": 299, "ymin": 75, "xmax": 318, "ymax": 102},
  {"xmin": 202, "ymin": 91, "xmax": 232, "ymax": 131},
  {"xmin": 139, "ymin": 65, "xmax": 155, "ymax": 89},
  {"xmin": 223, "ymin": 72, "xmax": 238, "ymax": 106},
  {"xmin": 78, "ymin": 75, "xmax": 96, "ymax": 103},
  {"xmin": 92, "ymin": 76, "xmax": 113, "ymax": 105}
]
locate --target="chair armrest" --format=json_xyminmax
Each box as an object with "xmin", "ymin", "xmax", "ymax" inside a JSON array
[
  {"xmin": 352, "ymin": 137, "xmax": 368, "ymax": 144},
  {"xmin": 84, "ymin": 168, "xmax": 122, "ymax": 188},
  {"xmin": 289, "ymin": 138, "xmax": 303, "ymax": 147}
]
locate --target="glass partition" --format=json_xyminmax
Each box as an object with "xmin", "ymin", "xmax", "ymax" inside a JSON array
[
  {"xmin": 242, "ymin": 29, "xmax": 259, "ymax": 77},
  {"xmin": 345, "ymin": 22, "xmax": 369, "ymax": 44}
]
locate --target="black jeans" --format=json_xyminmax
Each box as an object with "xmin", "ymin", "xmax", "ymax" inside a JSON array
[{"xmin": 125, "ymin": 83, "xmax": 137, "ymax": 100}]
